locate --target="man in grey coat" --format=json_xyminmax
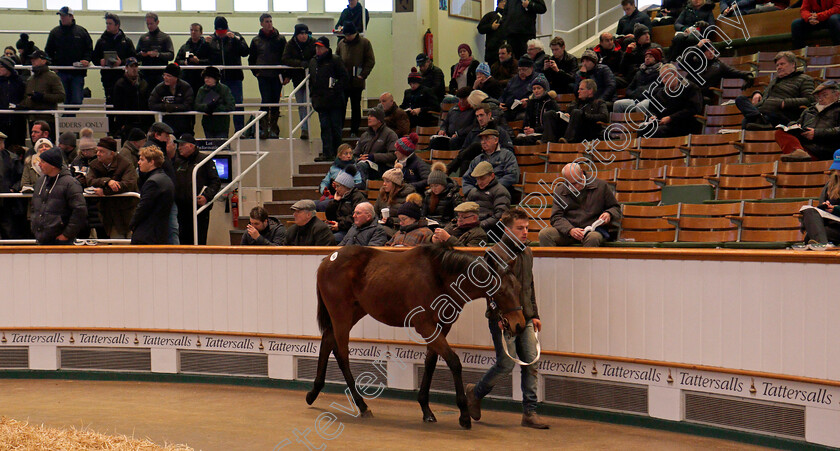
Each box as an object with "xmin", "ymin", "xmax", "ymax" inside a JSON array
[
  {"xmin": 30, "ymin": 147, "xmax": 87, "ymax": 244},
  {"xmin": 339, "ymin": 202, "xmax": 387, "ymax": 246}
]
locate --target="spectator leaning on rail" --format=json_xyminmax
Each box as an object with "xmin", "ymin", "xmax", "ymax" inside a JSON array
[
  {"xmin": 800, "ymin": 151, "xmax": 840, "ymax": 247},
  {"xmin": 241, "ymin": 205, "xmax": 286, "ymax": 246},
  {"xmin": 449, "ymin": 44, "xmax": 480, "ymax": 94},
  {"xmin": 285, "ymin": 199, "xmax": 337, "ymax": 246},
  {"xmin": 249, "ymin": 13, "xmax": 286, "ymax": 139},
  {"xmin": 325, "ymin": 166, "xmax": 367, "ymax": 242},
  {"xmin": 195, "ymin": 66, "xmax": 235, "ymax": 139},
  {"xmin": 281, "ymin": 24, "xmax": 316, "ymax": 141},
  {"xmin": 401, "ymin": 67, "xmax": 440, "ymax": 129},
  {"xmin": 176, "ymin": 23, "xmax": 213, "ymax": 95},
  {"xmin": 416, "ymin": 53, "xmax": 447, "ymax": 104},
  {"xmin": 136, "ymin": 12, "xmax": 174, "ymax": 90},
  {"xmin": 19, "ymin": 50, "xmax": 65, "ymax": 132},
  {"xmin": 149, "ymin": 63, "xmax": 195, "ymax": 138},
  {"xmin": 335, "ymin": 0, "xmax": 370, "ymax": 37},
  {"xmin": 465, "ymin": 159, "xmax": 512, "ymax": 232},
  {"xmin": 792, "ymin": 0, "xmax": 840, "ymax": 49},
  {"xmin": 355, "ymin": 107, "xmax": 398, "ymax": 183},
  {"xmin": 462, "ymin": 129, "xmax": 520, "ymax": 198},
  {"xmin": 574, "ymin": 49, "xmax": 617, "ymax": 102},
  {"xmin": 617, "ymin": 0, "xmax": 652, "ymax": 37},
  {"xmin": 30, "ymin": 146, "xmax": 87, "ymax": 244},
  {"xmin": 112, "ymin": 57, "xmax": 151, "ymax": 140},
  {"xmin": 208, "ymin": 16, "xmax": 249, "ymax": 133},
  {"xmin": 85, "ymin": 136, "xmax": 138, "ymax": 239},
  {"xmin": 538, "ymin": 162, "xmax": 621, "ymax": 247},
  {"xmin": 337, "ymin": 22, "xmax": 376, "ymax": 138},
  {"xmin": 0, "ymin": 56, "xmax": 27, "ymax": 147},
  {"xmin": 422, "ymin": 162, "xmax": 462, "ymax": 226},
  {"xmin": 431, "ymin": 201, "xmax": 488, "ymax": 246},
  {"xmin": 130, "ymin": 146, "xmax": 174, "ymax": 245},
  {"xmin": 491, "ymin": 43, "xmax": 518, "ymax": 85},
  {"xmin": 173, "ymin": 133, "xmax": 221, "ymax": 245},
  {"xmin": 477, "ymin": 0, "xmax": 507, "ymax": 67},
  {"xmin": 735, "ymin": 51, "xmax": 815, "ymax": 129},
  {"xmin": 775, "ymin": 81, "xmax": 840, "ymax": 162},
  {"xmin": 119, "ymin": 128, "xmax": 147, "ymax": 169},
  {"xmin": 502, "ymin": 0, "xmax": 547, "ymax": 59},
  {"xmin": 340, "ymin": 201, "xmax": 387, "ymax": 246},
  {"xmin": 542, "ymin": 37, "xmax": 578, "ymax": 95},
  {"xmin": 466, "ymin": 208, "xmax": 548, "ymax": 430},
  {"xmin": 473, "ymin": 63, "xmax": 504, "ymax": 100},
  {"xmin": 394, "ymin": 133, "xmax": 431, "ymax": 192},
  {"xmin": 310, "ymin": 37, "xmax": 349, "ymax": 162},
  {"xmin": 45, "ymin": 6, "xmax": 92, "ymax": 107},
  {"xmin": 93, "ymin": 12, "xmax": 136, "ymax": 113},
  {"xmin": 499, "ymin": 56, "xmax": 536, "ymax": 122},
  {"xmin": 378, "ymin": 92, "xmax": 411, "ymax": 138},
  {"xmin": 386, "ymin": 194, "xmax": 433, "ymax": 247}
]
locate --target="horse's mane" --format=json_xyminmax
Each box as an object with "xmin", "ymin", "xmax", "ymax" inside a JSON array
[{"xmin": 417, "ymin": 242, "xmax": 478, "ymax": 275}]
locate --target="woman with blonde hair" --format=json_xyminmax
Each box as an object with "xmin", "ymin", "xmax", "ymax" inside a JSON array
[
  {"xmin": 374, "ymin": 164, "xmax": 415, "ymax": 232},
  {"xmin": 801, "ymin": 149, "xmax": 840, "ymax": 248}
]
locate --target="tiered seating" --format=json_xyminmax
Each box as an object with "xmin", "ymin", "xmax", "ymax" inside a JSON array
[
  {"xmin": 415, "ymin": 126, "xmax": 437, "ymax": 151},
  {"xmin": 672, "ymin": 203, "xmax": 741, "ymax": 244},
  {"xmin": 741, "ymin": 141, "xmax": 782, "ymax": 163},
  {"xmin": 768, "ymin": 160, "xmax": 832, "ymax": 198},
  {"xmin": 699, "ymin": 104, "xmax": 743, "ymax": 134},
  {"xmin": 634, "ymin": 136, "xmax": 687, "ymax": 169},
  {"xmin": 367, "ymin": 179, "xmax": 383, "ymax": 202},
  {"xmin": 730, "ymin": 200, "xmax": 810, "ymax": 244},
  {"xmin": 617, "ymin": 204, "xmax": 679, "ymax": 244},
  {"xmin": 654, "ymin": 165, "xmax": 719, "ymax": 186},
  {"xmin": 613, "ymin": 167, "xmax": 664, "ymax": 203},
  {"xmin": 804, "ymin": 45, "xmax": 840, "ymax": 67},
  {"xmin": 685, "ymin": 143, "xmax": 741, "ymax": 166},
  {"xmin": 707, "ymin": 162, "xmax": 776, "ymax": 200},
  {"xmin": 430, "ymin": 149, "xmax": 459, "ymax": 166},
  {"xmin": 545, "ymin": 142, "xmax": 584, "ymax": 172}
]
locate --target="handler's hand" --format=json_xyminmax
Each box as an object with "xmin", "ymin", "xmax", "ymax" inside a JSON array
[{"xmin": 532, "ymin": 318, "xmax": 542, "ymax": 332}]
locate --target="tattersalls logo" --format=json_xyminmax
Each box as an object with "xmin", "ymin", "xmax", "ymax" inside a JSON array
[
  {"xmin": 202, "ymin": 336, "xmax": 255, "ymax": 350},
  {"xmin": 537, "ymin": 359, "xmax": 586, "ymax": 375},
  {"xmin": 7, "ymin": 332, "xmax": 65, "ymax": 344},
  {"xmin": 678, "ymin": 371, "xmax": 744, "ymax": 393},
  {"xmin": 77, "ymin": 333, "xmax": 130, "ymax": 345},
  {"xmin": 601, "ymin": 363, "xmax": 662, "ymax": 382},
  {"xmin": 266, "ymin": 340, "xmax": 318, "ymax": 354},
  {"xmin": 760, "ymin": 380, "xmax": 833, "ymax": 405},
  {"xmin": 141, "ymin": 335, "xmax": 193, "ymax": 347}
]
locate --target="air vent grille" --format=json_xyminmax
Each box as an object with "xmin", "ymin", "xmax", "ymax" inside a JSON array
[
  {"xmin": 60, "ymin": 347, "xmax": 151, "ymax": 372},
  {"xmin": 415, "ymin": 364, "xmax": 512, "ymax": 398},
  {"xmin": 0, "ymin": 347, "xmax": 28, "ymax": 369},
  {"xmin": 684, "ymin": 391, "xmax": 805, "ymax": 439},
  {"xmin": 544, "ymin": 376, "xmax": 648, "ymax": 414},
  {"xmin": 295, "ymin": 356, "xmax": 383, "ymax": 383},
  {"xmin": 179, "ymin": 351, "xmax": 268, "ymax": 377}
]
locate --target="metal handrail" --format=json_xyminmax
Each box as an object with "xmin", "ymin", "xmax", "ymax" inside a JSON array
[
  {"xmin": 1, "ymin": 238, "xmax": 132, "ymax": 245},
  {"xmin": 552, "ymin": 0, "xmax": 623, "ymax": 41},
  {"xmin": 0, "ymin": 192, "xmax": 140, "ymax": 198},
  {"xmin": 286, "ymin": 72, "xmax": 311, "ymax": 173},
  {"xmin": 15, "ymin": 64, "xmax": 305, "ymax": 71}
]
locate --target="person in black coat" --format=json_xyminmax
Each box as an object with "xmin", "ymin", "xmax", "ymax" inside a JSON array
[
  {"xmin": 401, "ymin": 68, "xmax": 440, "ymax": 128},
  {"xmin": 208, "ymin": 16, "xmax": 250, "ymax": 132},
  {"xmin": 241, "ymin": 205, "xmax": 287, "ymax": 246},
  {"xmin": 477, "ymin": 0, "xmax": 507, "ymax": 66},
  {"xmin": 131, "ymin": 146, "xmax": 174, "ymax": 245},
  {"xmin": 0, "ymin": 134, "xmax": 25, "ymax": 239},
  {"xmin": 175, "ymin": 23, "xmax": 213, "ymax": 95},
  {"xmin": 416, "ymin": 53, "xmax": 446, "ymax": 104},
  {"xmin": 282, "ymin": 24, "xmax": 317, "ymax": 140},
  {"xmin": 503, "ymin": 0, "xmax": 547, "ymax": 59},
  {"xmin": 0, "ymin": 57, "xmax": 27, "ymax": 147},
  {"xmin": 172, "ymin": 134, "xmax": 221, "ymax": 245},
  {"xmin": 148, "ymin": 63, "xmax": 195, "ymax": 138},
  {"xmin": 640, "ymin": 64, "xmax": 704, "ymax": 138},
  {"xmin": 543, "ymin": 37, "xmax": 578, "ymax": 94},
  {"xmin": 617, "ymin": 0, "xmax": 652, "ymax": 37},
  {"xmin": 284, "ymin": 200, "xmax": 336, "ymax": 246},
  {"xmin": 515, "ymin": 74, "xmax": 557, "ymax": 145},
  {"xmin": 575, "ymin": 50, "xmax": 617, "ymax": 102},
  {"xmin": 473, "ymin": 63, "xmax": 504, "ymax": 99},
  {"xmin": 423, "ymin": 163, "xmax": 462, "ymax": 225},
  {"xmin": 309, "ymin": 37, "xmax": 349, "ymax": 162},
  {"xmin": 112, "ymin": 59, "xmax": 151, "ymax": 139},
  {"xmin": 92, "ymin": 13, "xmax": 136, "ymax": 107},
  {"xmin": 668, "ymin": 0, "xmax": 716, "ymax": 61},
  {"xmin": 620, "ymin": 24, "xmax": 662, "ymax": 83},
  {"xmin": 543, "ymin": 79, "xmax": 609, "ymax": 143},
  {"xmin": 136, "ymin": 12, "xmax": 175, "ymax": 90},
  {"xmin": 394, "ymin": 133, "xmax": 431, "ymax": 192},
  {"xmin": 44, "ymin": 7, "xmax": 93, "ymax": 106},
  {"xmin": 686, "ymin": 39, "xmax": 755, "ymax": 104},
  {"xmin": 335, "ymin": 0, "xmax": 370, "ymax": 35},
  {"xmin": 30, "ymin": 147, "xmax": 87, "ymax": 244},
  {"xmin": 249, "ymin": 14, "xmax": 287, "ymax": 139}
]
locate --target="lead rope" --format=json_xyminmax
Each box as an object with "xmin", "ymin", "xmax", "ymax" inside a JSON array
[{"xmin": 500, "ymin": 329, "xmax": 541, "ymax": 366}]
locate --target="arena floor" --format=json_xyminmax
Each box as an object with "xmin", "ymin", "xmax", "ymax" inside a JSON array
[{"xmin": 0, "ymin": 379, "xmax": 769, "ymax": 450}]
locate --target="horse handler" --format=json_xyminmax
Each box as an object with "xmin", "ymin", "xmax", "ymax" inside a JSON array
[{"xmin": 466, "ymin": 208, "xmax": 550, "ymax": 429}]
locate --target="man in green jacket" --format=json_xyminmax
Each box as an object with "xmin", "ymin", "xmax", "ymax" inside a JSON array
[
  {"xmin": 336, "ymin": 22, "xmax": 375, "ymax": 137},
  {"xmin": 20, "ymin": 50, "xmax": 65, "ymax": 132},
  {"xmin": 736, "ymin": 51, "xmax": 816, "ymax": 129},
  {"xmin": 194, "ymin": 66, "xmax": 235, "ymax": 139}
]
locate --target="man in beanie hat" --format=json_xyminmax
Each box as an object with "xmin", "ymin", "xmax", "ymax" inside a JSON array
[
  {"xmin": 617, "ymin": 0, "xmax": 652, "ymax": 37},
  {"xmin": 543, "ymin": 37, "xmax": 578, "ymax": 94},
  {"xmin": 574, "ymin": 49, "xmax": 617, "ymax": 101},
  {"xmin": 283, "ymin": 200, "xmax": 337, "ymax": 246},
  {"xmin": 355, "ymin": 106, "xmax": 398, "ymax": 182},
  {"xmin": 416, "ymin": 53, "xmax": 446, "ymax": 104},
  {"xmin": 491, "ymin": 43, "xmax": 518, "ymax": 85},
  {"xmin": 394, "ymin": 133, "xmax": 431, "ymax": 191},
  {"xmin": 86, "ymin": 136, "xmax": 138, "ymax": 238},
  {"xmin": 432, "ymin": 201, "xmax": 487, "ymax": 246},
  {"xmin": 437, "ymin": 86, "xmax": 477, "ymax": 150},
  {"xmin": 339, "ymin": 202, "xmax": 387, "ymax": 246},
  {"xmin": 423, "ymin": 161, "xmax": 462, "ymax": 225},
  {"xmin": 119, "ymin": 128, "xmax": 147, "ymax": 169},
  {"xmin": 325, "ymin": 165, "xmax": 368, "ymax": 241},
  {"xmin": 464, "ymin": 159, "xmax": 511, "ymax": 231},
  {"xmin": 240, "ymin": 205, "xmax": 287, "ymax": 246},
  {"xmin": 386, "ymin": 193, "xmax": 433, "ymax": 246},
  {"xmin": 337, "ymin": 21, "xmax": 376, "ymax": 138},
  {"xmin": 503, "ymin": 0, "xmax": 547, "ymax": 59},
  {"xmin": 310, "ymin": 36, "xmax": 349, "ymax": 162},
  {"xmin": 195, "ymin": 66, "xmax": 235, "ymax": 138},
  {"xmin": 378, "ymin": 92, "xmax": 410, "ymax": 137},
  {"xmin": 149, "ymin": 62, "xmax": 195, "ymax": 137},
  {"xmin": 30, "ymin": 146, "xmax": 87, "ymax": 244},
  {"xmin": 335, "ymin": 0, "xmax": 370, "ymax": 37},
  {"xmin": 112, "ymin": 56, "xmax": 152, "ymax": 139},
  {"xmin": 499, "ymin": 55, "xmax": 536, "ymax": 121},
  {"xmin": 775, "ymin": 80, "xmax": 840, "ymax": 162},
  {"xmin": 477, "ymin": 0, "xmax": 508, "ymax": 67},
  {"xmin": 515, "ymin": 73, "xmax": 557, "ymax": 145},
  {"xmin": 282, "ymin": 23, "xmax": 316, "ymax": 140},
  {"xmin": 57, "ymin": 131, "xmax": 77, "ymax": 164},
  {"xmin": 137, "ymin": 12, "xmax": 174, "ymax": 89},
  {"xmin": 176, "ymin": 23, "xmax": 212, "ymax": 94},
  {"xmin": 173, "ymin": 133, "xmax": 221, "ymax": 245},
  {"xmin": 613, "ymin": 47, "xmax": 663, "ymax": 113},
  {"xmin": 401, "ymin": 67, "xmax": 440, "ymax": 128},
  {"xmin": 208, "ymin": 15, "xmax": 249, "ymax": 132},
  {"xmin": 20, "ymin": 51, "xmax": 65, "ymax": 131},
  {"xmin": 249, "ymin": 14, "xmax": 286, "ymax": 139},
  {"xmin": 620, "ymin": 23, "xmax": 662, "ymax": 82},
  {"xmin": 45, "ymin": 6, "xmax": 92, "ymax": 106},
  {"xmin": 473, "ymin": 62, "xmax": 504, "ymax": 99},
  {"xmin": 462, "ymin": 128, "xmax": 519, "ymax": 196}
]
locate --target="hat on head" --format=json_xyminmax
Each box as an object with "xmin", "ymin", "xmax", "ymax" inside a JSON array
[
  {"xmin": 291, "ymin": 199, "xmax": 316, "ymax": 212},
  {"xmin": 416, "ymin": 53, "xmax": 430, "ymax": 66},
  {"xmin": 645, "ymin": 47, "xmax": 663, "ymax": 63},
  {"xmin": 150, "ymin": 121, "xmax": 174, "ymax": 135},
  {"xmin": 531, "ymin": 73, "xmax": 549, "ymax": 91},
  {"xmin": 34, "ymin": 138, "xmax": 53, "ymax": 151},
  {"xmin": 214, "ymin": 16, "xmax": 228, "ymax": 30},
  {"xmin": 813, "ymin": 80, "xmax": 839, "ymax": 95},
  {"xmin": 633, "ymin": 23, "xmax": 650, "ymax": 41},
  {"xmin": 581, "ymin": 49, "xmax": 599, "ymax": 64},
  {"xmin": 78, "ymin": 128, "xmax": 95, "ymax": 150},
  {"xmin": 456, "ymin": 86, "xmax": 473, "ymax": 99},
  {"xmin": 294, "ymin": 23, "xmax": 310, "ymax": 37},
  {"xmin": 127, "ymin": 128, "xmax": 146, "ymax": 142},
  {"xmin": 518, "ymin": 55, "xmax": 534, "ymax": 67},
  {"xmin": 395, "ymin": 132, "xmax": 419, "ymax": 156},
  {"xmin": 56, "ymin": 6, "xmax": 73, "ymax": 15},
  {"xmin": 175, "ymin": 133, "xmax": 197, "ymax": 145},
  {"xmin": 164, "ymin": 62, "xmax": 180, "ymax": 77},
  {"xmin": 382, "ymin": 166, "xmax": 404, "ymax": 185},
  {"xmin": 40, "ymin": 147, "xmax": 62, "ymax": 168},
  {"xmin": 476, "ymin": 62, "xmax": 491, "ymax": 77},
  {"xmin": 0, "ymin": 56, "xmax": 15, "ymax": 72},
  {"xmin": 458, "ymin": 43, "xmax": 472, "ymax": 56},
  {"xmin": 397, "ymin": 200, "xmax": 422, "ymax": 220},
  {"xmin": 201, "ymin": 66, "xmax": 221, "ymax": 80},
  {"xmin": 16, "ymin": 33, "xmax": 32, "ymax": 52},
  {"xmin": 125, "ymin": 56, "xmax": 139, "ymax": 67},
  {"xmin": 368, "ymin": 105, "xmax": 385, "ymax": 123},
  {"xmin": 428, "ymin": 162, "xmax": 447, "ymax": 186},
  {"xmin": 343, "ymin": 21, "xmax": 357, "ymax": 35},
  {"xmin": 470, "ymin": 161, "xmax": 494, "ymax": 177},
  {"xmin": 408, "ymin": 67, "xmax": 423, "ymax": 84},
  {"xmin": 58, "ymin": 131, "xmax": 75, "ymax": 147},
  {"xmin": 832, "ymin": 149, "xmax": 840, "ymax": 171},
  {"xmin": 29, "ymin": 49, "xmax": 47, "ymax": 60},
  {"xmin": 315, "ymin": 36, "xmax": 330, "ymax": 49},
  {"xmin": 334, "ymin": 165, "xmax": 357, "ymax": 188},
  {"xmin": 0, "ymin": 131, "xmax": 7, "ymax": 140},
  {"xmin": 97, "ymin": 137, "xmax": 117, "ymax": 152},
  {"xmin": 478, "ymin": 128, "xmax": 499, "ymax": 138},
  {"xmin": 467, "ymin": 89, "xmax": 489, "ymax": 109},
  {"xmin": 454, "ymin": 201, "xmax": 480, "ymax": 213}
]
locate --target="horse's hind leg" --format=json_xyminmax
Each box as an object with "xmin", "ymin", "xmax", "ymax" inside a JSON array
[
  {"xmin": 306, "ymin": 328, "xmax": 336, "ymax": 405},
  {"xmin": 418, "ymin": 349, "xmax": 438, "ymax": 423}
]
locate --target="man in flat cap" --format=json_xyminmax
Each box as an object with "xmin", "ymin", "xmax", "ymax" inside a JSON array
[
  {"xmin": 284, "ymin": 199, "xmax": 336, "ymax": 246},
  {"xmin": 775, "ymin": 80, "xmax": 840, "ymax": 161},
  {"xmin": 241, "ymin": 205, "xmax": 287, "ymax": 246},
  {"xmin": 432, "ymin": 201, "xmax": 488, "ymax": 246},
  {"xmin": 30, "ymin": 146, "xmax": 87, "ymax": 244},
  {"xmin": 465, "ymin": 160, "xmax": 511, "ymax": 233},
  {"xmin": 462, "ymin": 128, "xmax": 520, "ymax": 197},
  {"xmin": 86, "ymin": 136, "xmax": 138, "ymax": 238}
]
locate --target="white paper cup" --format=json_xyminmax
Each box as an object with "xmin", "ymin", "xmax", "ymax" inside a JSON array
[{"xmin": 381, "ymin": 208, "xmax": 390, "ymax": 219}]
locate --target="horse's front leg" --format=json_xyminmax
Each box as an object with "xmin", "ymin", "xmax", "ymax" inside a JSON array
[
  {"xmin": 306, "ymin": 328, "xmax": 336, "ymax": 405},
  {"xmin": 418, "ymin": 349, "xmax": 438, "ymax": 423},
  {"xmin": 427, "ymin": 335, "xmax": 470, "ymax": 429}
]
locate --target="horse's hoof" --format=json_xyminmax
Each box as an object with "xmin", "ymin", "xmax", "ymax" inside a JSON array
[
  {"xmin": 361, "ymin": 409, "xmax": 374, "ymax": 418},
  {"xmin": 305, "ymin": 391, "xmax": 317, "ymax": 405},
  {"xmin": 459, "ymin": 415, "xmax": 471, "ymax": 429},
  {"xmin": 423, "ymin": 413, "xmax": 437, "ymax": 423}
]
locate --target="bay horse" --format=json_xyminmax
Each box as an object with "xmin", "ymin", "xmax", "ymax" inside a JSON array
[{"xmin": 306, "ymin": 243, "xmax": 527, "ymax": 429}]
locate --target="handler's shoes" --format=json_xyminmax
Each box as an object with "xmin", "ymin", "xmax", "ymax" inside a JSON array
[
  {"xmin": 521, "ymin": 412, "xmax": 550, "ymax": 429},
  {"xmin": 465, "ymin": 383, "xmax": 481, "ymax": 421}
]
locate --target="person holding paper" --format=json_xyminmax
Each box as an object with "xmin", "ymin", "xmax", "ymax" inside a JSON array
[
  {"xmin": 542, "ymin": 79, "xmax": 608, "ymax": 143},
  {"xmin": 499, "ymin": 56, "xmax": 536, "ymax": 122},
  {"xmin": 800, "ymin": 151, "xmax": 840, "ymax": 247},
  {"xmin": 172, "ymin": 133, "xmax": 221, "ymax": 245},
  {"xmin": 774, "ymin": 81, "xmax": 840, "ymax": 162},
  {"xmin": 538, "ymin": 162, "xmax": 621, "ymax": 247}
]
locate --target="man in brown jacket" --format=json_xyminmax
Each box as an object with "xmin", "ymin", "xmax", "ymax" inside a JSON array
[
  {"xmin": 336, "ymin": 22, "xmax": 375, "ymax": 137},
  {"xmin": 538, "ymin": 162, "xmax": 621, "ymax": 247},
  {"xmin": 378, "ymin": 92, "xmax": 410, "ymax": 137},
  {"xmin": 86, "ymin": 137, "xmax": 138, "ymax": 238},
  {"xmin": 432, "ymin": 201, "xmax": 488, "ymax": 246}
]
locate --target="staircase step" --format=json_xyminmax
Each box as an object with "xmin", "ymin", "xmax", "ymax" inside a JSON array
[
  {"xmin": 272, "ymin": 186, "xmax": 320, "ymax": 202},
  {"xmin": 299, "ymin": 162, "xmax": 333, "ymax": 174},
  {"xmin": 293, "ymin": 174, "xmax": 323, "ymax": 187},
  {"xmin": 264, "ymin": 201, "xmax": 296, "ymax": 216},
  {"xmin": 230, "ymin": 229, "xmax": 245, "ymax": 245}
]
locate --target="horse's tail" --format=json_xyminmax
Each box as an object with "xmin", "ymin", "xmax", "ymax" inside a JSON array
[{"xmin": 316, "ymin": 284, "xmax": 332, "ymax": 333}]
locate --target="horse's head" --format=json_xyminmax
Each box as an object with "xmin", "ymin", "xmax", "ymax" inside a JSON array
[{"xmin": 486, "ymin": 256, "xmax": 526, "ymax": 336}]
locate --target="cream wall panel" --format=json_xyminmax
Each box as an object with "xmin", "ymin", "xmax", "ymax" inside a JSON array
[{"xmin": 607, "ymin": 258, "xmax": 628, "ymax": 358}]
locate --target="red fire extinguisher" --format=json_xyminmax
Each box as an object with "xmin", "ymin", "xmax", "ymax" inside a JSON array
[
  {"xmin": 231, "ymin": 189, "xmax": 239, "ymax": 228},
  {"xmin": 423, "ymin": 28, "xmax": 433, "ymax": 61}
]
